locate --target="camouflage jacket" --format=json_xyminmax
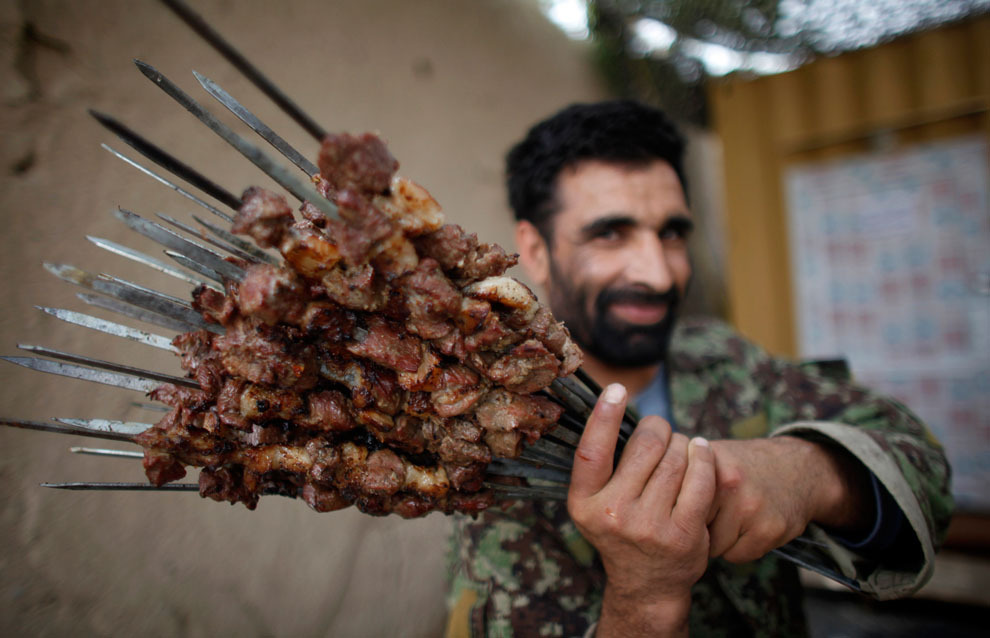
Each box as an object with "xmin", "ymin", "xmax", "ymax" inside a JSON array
[{"xmin": 446, "ymin": 317, "xmax": 953, "ymax": 637}]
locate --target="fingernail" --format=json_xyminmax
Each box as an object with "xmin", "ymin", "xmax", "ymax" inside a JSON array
[
  {"xmin": 602, "ymin": 383, "xmax": 626, "ymax": 404},
  {"xmin": 691, "ymin": 436, "xmax": 710, "ymax": 448}
]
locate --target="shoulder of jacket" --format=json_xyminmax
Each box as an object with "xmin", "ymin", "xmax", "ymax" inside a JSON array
[{"xmin": 670, "ymin": 315, "xmax": 767, "ymax": 371}]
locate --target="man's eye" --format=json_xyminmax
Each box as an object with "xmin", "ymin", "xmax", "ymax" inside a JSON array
[
  {"xmin": 660, "ymin": 224, "xmax": 691, "ymax": 242},
  {"xmin": 590, "ymin": 227, "xmax": 620, "ymax": 241}
]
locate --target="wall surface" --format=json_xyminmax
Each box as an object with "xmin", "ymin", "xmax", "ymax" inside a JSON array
[{"xmin": 0, "ymin": 1, "xmax": 607, "ymax": 635}]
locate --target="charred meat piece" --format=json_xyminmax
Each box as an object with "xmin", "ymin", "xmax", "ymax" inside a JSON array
[
  {"xmin": 474, "ymin": 389, "xmax": 563, "ymax": 441},
  {"xmin": 486, "ymin": 339, "xmax": 560, "ymax": 394},
  {"xmin": 346, "ymin": 315, "xmax": 424, "ymax": 374},
  {"xmin": 400, "ymin": 258, "xmax": 460, "ymax": 339},
  {"xmin": 318, "ymin": 132, "xmax": 398, "ymax": 195},
  {"xmin": 299, "ymin": 390, "xmax": 355, "ymax": 432},
  {"xmin": 234, "ymin": 186, "xmax": 295, "ymax": 248},
  {"xmin": 237, "ymin": 264, "xmax": 308, "ymax": 326},
  {"xmin": 372, "ymin": 176, "xmax": 445, "ymax": 237},
  {"xmin": 192, "ymin": 285, "xmax": 237, "ymax": 324},
  {"xmin": 326, "ymin": 189, "xmax": 396, "ymax": 266},
  {"xmin": 214, "ymin": 317, "xmax": 318, "ymax": 389},
  {"xmin": 431, "ymin": 364, "xmax": 487, "ymax": 417},
  {"xmin": 415, "ymin": 224, "xmax": 519, "ymax": 283}
]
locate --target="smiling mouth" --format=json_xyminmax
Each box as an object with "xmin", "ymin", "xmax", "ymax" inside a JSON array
[{"xmin": 608, "ymin": 301, "xmax": 669, "ymax": 325}]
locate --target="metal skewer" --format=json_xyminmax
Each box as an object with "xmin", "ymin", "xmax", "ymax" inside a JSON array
[
  {"xmin": 133, "ymin": 61, "xmax": 338, "ymax": 220},
  {"xmin": 99, "ymin": 272, "xmax": 191, "ymax": 307},
  {"xmin": 2, "ymin": 357, "xmax": 170, "ymax": 394},
  {"xmin": 45, "ymin": 263, "xmax": 220, "ymax": 332},
  {"xmin": 154, "ymin": 213, "xmax": 261, "ymax": 265},
  {"xmin": 45, "ymin": 263, "xmax": 211, "ymax": 332},
  {"xmin": 76, "ymin": 292, "xmax": 200, "ymax": 335},
  {"xmin": 101, "ymin": 143, "xmax": 234, "ymax": 223},
  {"xmin": 159, "ymin": 0, "xmax": 328, "ymax": 141},
  {"xmin": 194, "ymin": 71, "xmax": 320, "ymax": 177},
  {"xmin": 543, "ymin": 427, "xmax": 581, "ymax": 448},
  {"xmin": 63, "ymin": 446, "xmax": 576, "ymax": 491},
  {"xmin": 42, "ymin": 482, "xmax": 199, "ymax": 491},
  {"xmin": 1, "ymin": 418, "xmax": 136, "ymax": 443},
  {"xmin": 191, "ymin": 214, "xmax": 279, "ymax": 265},
  {"xmin": 90, "ymin": 109, "xmax": 243, "ymax": 211},
  {"xmin": 36, "ymin": 307, "xmax": 177, "ymax": 352},
  {"xmin": 485, "ymin": 459, "xmax": 570, "ymax": 484},
  {"xmin": 54, "ymin": 418, "xmax": 152, "ymax": 436},
  {"xmin": 530, "ymin": 436, "xmax": 578, "ymax": 464},
  {"xmin": 558, "ymin": 375, "xmax": 637, "ymax": 436},
  {"xmin": 570, "ymin": 368, "xmax": 642, "ymax": 431},
  {"xmin": 114, "ymin": 208, "xmax": 246, "ymax": 282},
  {"xmin": 518, "ymin": 447, "xmax": 574, "ymax": 473},
  {"xmin": 12, "ymin": 3, "xmax": 592, "ymax": 517},
  {"xmin": 483, "ymin": 482, "xmax": 569, "ymax": 501},
  {"xmin": 87, "ymin": 235, "xmax": 216, "ymax": 289},
  {"xmin": 70, "ymin": 447, "xmax": 144, "ymax": 459},
  {"xmin": 15, "ymin": 344, "xmax": 197, "ymax": 389},
  {"xmin": 164, "ymin": 251, "xmax": 223, "ymax": 284}
]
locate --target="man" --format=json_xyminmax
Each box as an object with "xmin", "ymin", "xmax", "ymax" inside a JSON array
[{"xmin": 446, "ymin": 100, "xmax": 952, "ymax": 637}]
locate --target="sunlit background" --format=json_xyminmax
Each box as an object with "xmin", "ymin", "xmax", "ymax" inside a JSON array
[{"xmin": 541, "ymin": 0, "xmax": 990, "ymax": 68}]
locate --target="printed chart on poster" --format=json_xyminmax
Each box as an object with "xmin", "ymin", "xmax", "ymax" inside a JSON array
[{"xmin": 785, "ymin": 135, "xmax": 990, "ymax": 511}]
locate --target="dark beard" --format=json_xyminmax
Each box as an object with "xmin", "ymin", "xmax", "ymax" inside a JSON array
[{"xmin": 548, "ymin": 261, "xmax": 681, "ymax": 367}]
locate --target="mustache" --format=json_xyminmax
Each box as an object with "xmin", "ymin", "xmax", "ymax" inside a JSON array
[{"xmin": 597, "ymin": 286, "xmax": 680, "ymax": 309}]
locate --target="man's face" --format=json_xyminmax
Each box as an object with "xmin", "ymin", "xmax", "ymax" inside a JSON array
[{"xmin": 539, "ymin": 159, "xmax": 693, "ymax": 367}]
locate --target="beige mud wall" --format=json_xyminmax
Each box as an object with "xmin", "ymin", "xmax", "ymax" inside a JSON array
[{"xmin": 0, "ymin": 0, "xmax": 607, "ymax": 635}]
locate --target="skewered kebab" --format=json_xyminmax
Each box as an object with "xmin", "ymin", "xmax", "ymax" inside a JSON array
[
  {"xmin": 9, "ymin": 106, "xmax": 595, "ymax": 517},
  {"xmin": 132, "ymin": 131, "xmax": 584, "ymax": 516},
  {"xmin": 0, "ymin": 0, "xmax": 862, "ymax": 589},
  {"xmin": 1, "ymin": 21, "xmax": 608, "ymax": 515}
]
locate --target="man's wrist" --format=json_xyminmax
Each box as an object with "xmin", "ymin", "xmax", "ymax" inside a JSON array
[
  {"xmin": 597, "ymin": 589, "xmax": 691, "ymax": 637},
  {"xmin": 781, "ymin": 435, "xmax": 872, "ymax": 533}
]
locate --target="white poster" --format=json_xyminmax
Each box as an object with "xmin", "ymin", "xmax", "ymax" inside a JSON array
[{"xmin": 786, "ymin": 136, "xmax": 989, "ymax": 511}]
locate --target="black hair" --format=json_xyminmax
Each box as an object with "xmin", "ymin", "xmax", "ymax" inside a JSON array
[{"xmin": 506, "ymin": 100, "xmax": 687, "ymax": 237}]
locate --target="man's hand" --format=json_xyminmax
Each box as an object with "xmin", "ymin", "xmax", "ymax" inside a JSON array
[
  {"xmin": 707, "ymin": 436, "xmax": 873, "ymax": 563},
  {"xmin": 568, "ymin": 384, "xmax": 716, "ymax": 637}
]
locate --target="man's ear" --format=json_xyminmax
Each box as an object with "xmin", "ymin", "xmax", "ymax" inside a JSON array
[{"xmin": 515, "ymin": 220, "xmax": 550, "ymax": 288}]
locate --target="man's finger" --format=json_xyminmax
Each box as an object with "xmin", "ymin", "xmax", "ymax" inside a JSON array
[
  {"xmin": 569, "ymin": 383, "xmax": 627, "ymax": 498},
  {"xmin": 707, "ymin": 508, "xmax": 741, "ymax": 558},
  {"xmin": 720, "ymin": 533, "xmax": 774, "ymax": 564},
  {"xmin": 640, "ymin": 432, "xmax": 690, "ymax": 513},
  {"xmin": 610, "ymin": 416, "xmax": 672, "ymax": 496},
  {"xmin": 671, "ymin": 437, "xmax": 717, "ymax": 530}
]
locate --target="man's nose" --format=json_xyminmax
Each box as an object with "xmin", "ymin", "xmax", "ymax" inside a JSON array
[{"xmin": 626, "ymin": 232, "xmax": 673, "ymax": 292}]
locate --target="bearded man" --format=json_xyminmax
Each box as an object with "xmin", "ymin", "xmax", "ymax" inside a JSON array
[{"xmin": 446, "ymin": 100, "xmax": 952, "ymax": 637}]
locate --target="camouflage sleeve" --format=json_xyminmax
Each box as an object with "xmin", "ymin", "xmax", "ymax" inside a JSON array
[
  {"xmin": 761, "ymin": 357, "xmax": 954, "ymax": 599},
  {"xmin": 445, "ymin": 500, "xmax": 604, "ymax": 637}
]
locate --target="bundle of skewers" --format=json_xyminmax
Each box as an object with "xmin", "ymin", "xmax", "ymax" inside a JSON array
[
  {"xmin": 2, "ymin": 0, "xmax": 629, "ymax": 518},
  {"xmin": 0, "ymin": 0, "xmax": 861, "ymax": 589}
]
